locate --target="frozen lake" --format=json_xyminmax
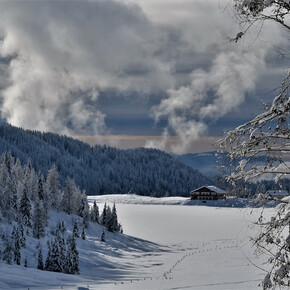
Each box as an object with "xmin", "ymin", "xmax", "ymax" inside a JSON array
[
  {"xmin": 93, "ymin": 200, "xmax": 271, "ymax": 289},
  {"xmin": 115, "ymin": 204, "xmax": 252, "ymax": 244}
]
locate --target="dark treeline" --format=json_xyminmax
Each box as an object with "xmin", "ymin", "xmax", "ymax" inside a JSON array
[{"xmin": 0, "ymin": 122, "xmax": 211, "ymax": 196}]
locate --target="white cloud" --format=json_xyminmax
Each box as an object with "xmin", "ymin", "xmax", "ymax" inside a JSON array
[
  {"xmin": 0, "ymin": 0, "xmax": 286, "ymax": 150},
  {"xmin": 0, "ymin": 0, "xmax": 172, "ymax": 134}
]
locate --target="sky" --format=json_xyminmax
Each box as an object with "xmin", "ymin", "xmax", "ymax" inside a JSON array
[{"xmin": 0, "ymin": 0, "xmax": 288, "ymax": 154}]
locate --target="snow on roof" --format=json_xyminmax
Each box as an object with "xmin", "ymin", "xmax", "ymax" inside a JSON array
[
  {"xmin": 267, "ymin": 190, "xmax": 289, "ymax": 196},
  {"xmin": 206, "ymin": 186, "xmax": 226, "ymax": 194},
  {"xmin": 191, "ymin": 185, "xmax": 226, "ymax": 194}
]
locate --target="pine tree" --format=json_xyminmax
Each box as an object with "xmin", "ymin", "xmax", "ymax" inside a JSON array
[
  {"xmin": 67, "ymin": 236, "xmax": 79, "ymax": 274},
  {"xmin": 24, "ymin": 256, "xmax": 28, "ymax": 267},
  {"xmin": 78, "ymin": 195, "xmax": 89, "ymax": 228},
  {"xmin": 0, "ymin": 153, "xmax": 18, "ymax": 223},
  {"xmin": 49, "ymin": 236, "xmax": 63, "ymax": 273},
  {"xmin": 3, "ymin": 152, "xmax": 12, "ymax": 175},
  {"xmin": 37, "ymin": 173, "xmax": 44, "ymax": 200},
  {"xmin": 12, "ymin": 190, "xmax": 18, "ymax": 222},
  {"xmin": 91, "ymin": 200, "xmax": 99, "ymax": 223},
  {"xmin": 101, "ymin": 229, "xmax": 106, "ymax": 243},
  {"xmin": 58, "ymin": 234, "xmax": 66, "ymax": 273},
  {"xmin": 46, "ymin": 164, "xmax": 61, "ymax": 210},
  {"xmin": 23, "ymin": 161, "xmax": 37, "ymax": 201},
  {"xmin": 100, "ymin": 203, "xmax": 107, "ymax": 226},
  {"xmin": 73, "ymin": 220, "xmax": 79, "ymax": 238},
  {"xmin": 12, "ymin": 226, "xmax": 21, "ymax": 265},
  {"xmin": 61, "ymin": 178, "xmax": 77, "ymax": 215},
  {"xmin": 108, "ymin": 203, "xmax": 119, "ymax": 232},
  {"xmin": 19, "ymin": 186, "xmax": 32, "ymax": 227},
  {"xmin": 81, "ymin": 226, "xmax": 85, "ymax": 240},
  {"xmin": 2, "ymin": 235, "xmax": 13, "ymax": 264},
  {"xmin": 37, "ymin": 243, "xmax": 44, "ymax": 270},
  {"xmin": 32, "ymin": 198, "xmax": 46, "ymax": 239},
  {"xmin": 2, "ymin": 176, "xmax": 17, "ymax": 224},
  {"xmin": 105, "ymin": 205, "xmax": 112, "ymax": 229},
  {"xmin": 0, "ymin": 153, "xmax": 10, "ymax": 197},
  {"xmin": 37, "ymin": 244, "xmax": 44, "ymax": 270},
  {"xmin": 19, "ymin": 224, "xmax": 26, "ymax": 247},
  {"xmin": 45, "ymin": 240, "xmax": 52, "ymax": 271}
]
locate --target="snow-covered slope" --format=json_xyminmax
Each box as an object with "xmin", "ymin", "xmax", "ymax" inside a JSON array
[{"xmin": 0, "ymin": 196, "xmax": 275, "ymax": 289}]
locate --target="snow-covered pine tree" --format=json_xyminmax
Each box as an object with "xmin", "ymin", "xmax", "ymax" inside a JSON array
[
  {"xmin": 19, "ymin": 185, "xmax": 32, "ymax": 227},
  {"xmin": 3, "ymin": 152, "xmax": 12, "ymax": 175},
  {"xmin": 37, "ymin": 172, "xmax": 44, "ymax": 200},
  {"xmin": 18, "ymin": 224, "xmax": 26, "ymax": 248},
  {"xmin": 46, "ymin": 164, "xmax": 61, "ymax": 210},
  {"xmin": 100, "ymin": 203, "xmax": 107, "ymax": 226},
  {"xmin": 105, "ymin": 205, "xmax": 112, "ymax": 229},
  {"xmin": 32, "ymin": 197, "xmax": 46, "ymax": 239},
  {"xmin": 2, "ymin": 235, "xmax": 12, "ymax": 264},
  {"xmin": 69, "ymin": 236, "xmax": 79, "ymax": 274},
  {"xmin": 58, "ymin": 233, "xmax": 66, "ymax": 273},
  {"xmin": 11, "ymin": 226, "xmax": 21, "ymax": 265},
  {"xmin": 49, "ymin": 235, "xmax": 63, "ymax": 273},
  {"xmin": 73, "ymin": 220, "xmax": 79, "ymax": 238},
  {"xmin": 108, "ymin": 203, "xmax": 120, "ymax": 232},
  {"xmin": 45, "ymin": 240, "xmax": 52, "ymax": 271},
  {"xmin": 90, "ymin": 200, "xmax": 99, "ymax": 223},
  {"xmin": 78, "ymin": 193, "xmax": 90, "ymax": 228},
  {"xmin": 2, "ymin": 176, "xmax": 17, "ymax": 224},
  {"xmin": 64, "ymin": 235, "xmax": 79, "ymax": 274},
  {"xmin": 0, "ymin": 153, "xmax": 10, "ymax": 195},
  {"xmin": 61, "ymin": 177, "xmax": 78, "ymax": 215},
  {"xmin": 23, "ymin": 161, "xmax": 38, "ymax": 201},
  {"xmin": 12, "ymin": 158, "xmax": 23, "ymax": 185},
  {"xmin": 37, "ymin": 244, "xmax": 44, "ymax": 270}
]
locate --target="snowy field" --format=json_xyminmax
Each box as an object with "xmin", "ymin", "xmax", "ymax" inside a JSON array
[
  {"xmin": 0, "ymin": 195, "xmax": 276, "ymax": 289},
  {"xmin": 91, "ymin": 200, "xmax": 270, "ymax": 289}
]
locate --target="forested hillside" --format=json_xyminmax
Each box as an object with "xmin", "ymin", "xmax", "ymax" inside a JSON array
[
  {"xmin": 0, "ymin": 122, "xmax": 211, "ymax": 196},
  {"xmin": 0, "ymin": 151, "xmax": 121, "ymax": 274}
]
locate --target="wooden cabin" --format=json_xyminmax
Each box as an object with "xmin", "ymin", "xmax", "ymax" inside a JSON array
[{"xmin": 190, "ymin": 186, "xmax": 226, "ymax": 201}]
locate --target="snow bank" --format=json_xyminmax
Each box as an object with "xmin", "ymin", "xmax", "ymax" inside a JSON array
[{"xmin": 88, "ymin": 194, "xmax": 277, "ymax": 208}]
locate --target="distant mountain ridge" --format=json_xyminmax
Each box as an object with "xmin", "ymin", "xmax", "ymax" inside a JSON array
[
  {"xmin": 176, "ymin": 151, "xmax": 290, "ymax": 178},
  {"xmin": 175, "ymin": 152, "xmax": 221, "ymax": 176},
  {"xmin": 0, "ymin": 122, "xmax": 211, "ymax": 196}
]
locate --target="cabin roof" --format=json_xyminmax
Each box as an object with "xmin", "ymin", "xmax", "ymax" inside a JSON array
[{"xmin": 191, "ymin": 185, "xmax": 226, "ymax": 194}]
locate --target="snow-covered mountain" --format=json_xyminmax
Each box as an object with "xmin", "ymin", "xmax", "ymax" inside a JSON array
[
  {"xmin": 0, "ymin": 122, "xmax": 212, "ymax": 196},
  {"xmin": 175, "ymin": 152, "xmax": 221, "ymax": 176}
]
